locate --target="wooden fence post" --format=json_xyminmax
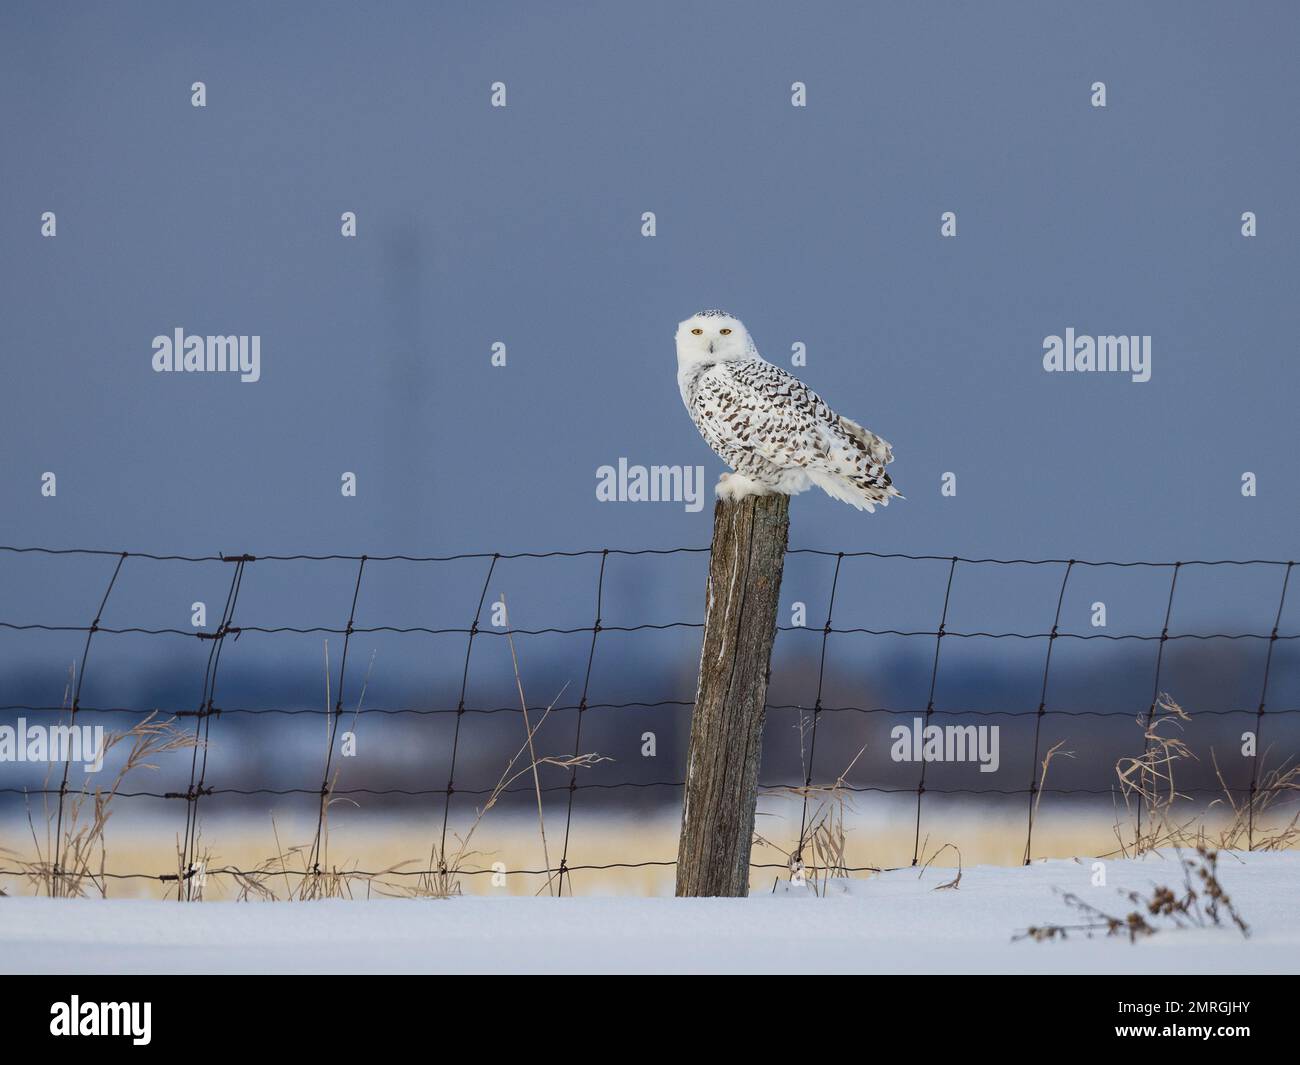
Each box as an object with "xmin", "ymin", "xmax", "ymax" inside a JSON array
[{"xmin": 675, "ymin": 492, "xmax": 790, "ymax": 897}]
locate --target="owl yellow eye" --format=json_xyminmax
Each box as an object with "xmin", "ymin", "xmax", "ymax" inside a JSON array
[
  {"xmin": 719, "ymin": 328, "xmax": 732, "ymax": 335},
  {"xmin": 691, "ymin": 328, "xmax": 703, "ymax": 335}
]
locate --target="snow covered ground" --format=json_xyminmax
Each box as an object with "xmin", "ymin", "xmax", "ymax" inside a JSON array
[{"xmin": 2, "ymin": 852, "xmax": 1296, "ymax": 974}]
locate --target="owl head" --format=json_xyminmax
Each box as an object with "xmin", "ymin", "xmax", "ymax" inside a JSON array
[{"xmin": 675, "ymin": 309, "xmax": 752, "ymax": 366}]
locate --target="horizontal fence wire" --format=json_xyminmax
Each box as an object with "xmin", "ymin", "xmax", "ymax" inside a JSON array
[
  {"xmin": 3, "ymin": 702, "xmax": 1298, "ymax": 719},
  {"xmin": 0, "ymin": 543, "xmax": 1296, "ymax": 893}
]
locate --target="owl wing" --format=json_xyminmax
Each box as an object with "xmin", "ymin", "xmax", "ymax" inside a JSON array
[{"xmin": 692, "ymin": 358, "xmax": 899, "ymax": 509}]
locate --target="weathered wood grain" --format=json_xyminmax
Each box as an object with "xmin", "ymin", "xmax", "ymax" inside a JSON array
[{"xmin": 675, "ymin": 492, "xmax": 790, "ymax": 897}]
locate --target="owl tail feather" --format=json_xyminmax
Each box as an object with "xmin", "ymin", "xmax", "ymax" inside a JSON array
[
  {"xmin": 807, "ymin": 470, "xmax": 904, "ymax": 513},
  {"xmin": 840, "ymin": 416, "xmax": 894, "ymax": 465}
]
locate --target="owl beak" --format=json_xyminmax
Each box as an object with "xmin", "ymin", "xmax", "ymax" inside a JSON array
[{"xmin": 708, "ymin": 342, "xmax": 714, "ymax": 354}]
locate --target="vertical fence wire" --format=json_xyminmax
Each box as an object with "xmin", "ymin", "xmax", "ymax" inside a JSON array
[
  {"xmin": 3, "ymin": 544, "xmax": 1298, "ymax": 893},
  {"xmin": 1135, "ymin": 562, "xmax": 1180, "ymax": 849},
  {"xmin": 434, "ymin": 553, "xmax": 499, "ymax": 875},
  {"xmin": 307, "ymin": 555, "xmax": 367, "ymax": 880},
  {"xmin": 1248, "ymin": 560, "xmax": 1294, "ymax": 850},
  {"xmin": 911, "ymin": 557, "xmax": 958, "ymax": 866},
  {"xmin": 794, "ymin": 551, "xmax": 843, "ymax": 862},
  {"xmin": 1023, "ymin": 559, "xmax": 1075, "ymax": 864},
  {"xmin": 557, "ymin": 549, "xmax": 608, "ymax": 896},
  {"xmin": 179, "ymin": 556, "xmax": 247, "ymax": 900},
  {"xmin": 51, "ymin": 551, "xmax": 127, "ymax": 898}
]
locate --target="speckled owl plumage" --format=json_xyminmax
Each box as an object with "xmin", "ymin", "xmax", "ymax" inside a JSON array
[{"xmin": 675, "ymin": 310, "xmax": 902, "ymax": 512}]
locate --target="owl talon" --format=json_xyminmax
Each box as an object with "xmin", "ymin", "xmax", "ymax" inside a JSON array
[{"xmin": 715, "ymin": 472, "xmax": 773, "ymax": 502}]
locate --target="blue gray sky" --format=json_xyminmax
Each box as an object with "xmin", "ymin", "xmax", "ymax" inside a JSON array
[{"xmin": 2, "ymin": 1, "xmax": 1297, "ymax": 685}]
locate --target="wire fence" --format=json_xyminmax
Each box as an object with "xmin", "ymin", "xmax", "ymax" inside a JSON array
[{"xmin": 0, "ymin": 543, "xmax": 1297, "ymax": 897}]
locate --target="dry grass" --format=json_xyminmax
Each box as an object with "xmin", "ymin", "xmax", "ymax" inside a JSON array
[
  {"xmin": 233, "ymin": 606, "xmax": 608, "ymax": 903},
  {"xmin": 1022, "ymin": 738, "xmax": 1075, "ymax": 864},
  {"xmin": 4, "ymin": 673, "xmax": 1297, "ymax": 900},
  {"xmin": 1205, "ymin": 751, "xmax": 1300, "ymax": 851},
  {"xmin": 220, "ymin": 814, "xmax": 417, "ymax": 902},
  {"xmin": 1017, "ymin": 846, "xmax": 1249, "ymax": 943},
  {"xmin": 1, "ymin": 606, "xmax": 609, "ymax": 903},
  {"xmin": 1033, "ymin": 741, "xmax": 1074, "ymax": 831},
  {"xmin": 16, "ymin": 709, "xmax": 197, "ymax": 898},
  {"xmin": 501, "ymin": 596, "xmax": 557, "ymax": 894},
  {"xmin": 6, "ymin": 799, "xmax": 1273, "ymax": 900},
  {"xmin": 1113, "ymin": 693, "xmax": 1197, "ymax": 855},
  {"xmin": 755, "ymin": 739, "xmax": 872, "ymax": 896},
  {"xmin": 406, "ymin": 696, "xmax": 604, "ymax": 899},
  {"xmin": 208, "ymin": 643, "xmax": 396, "ymax": 902},
  {"xmin": 1108, "ymin": 693, "xmax": 1300, "ymax": 858},
  {"xmin": 916, "ymin": 840, "xmax": 962, "ymax": 890}
]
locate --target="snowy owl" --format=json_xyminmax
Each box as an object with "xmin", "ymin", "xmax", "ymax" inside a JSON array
[{"xmin": 676, "ymin": 310, "xmax": 902, "ymax": 512}]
